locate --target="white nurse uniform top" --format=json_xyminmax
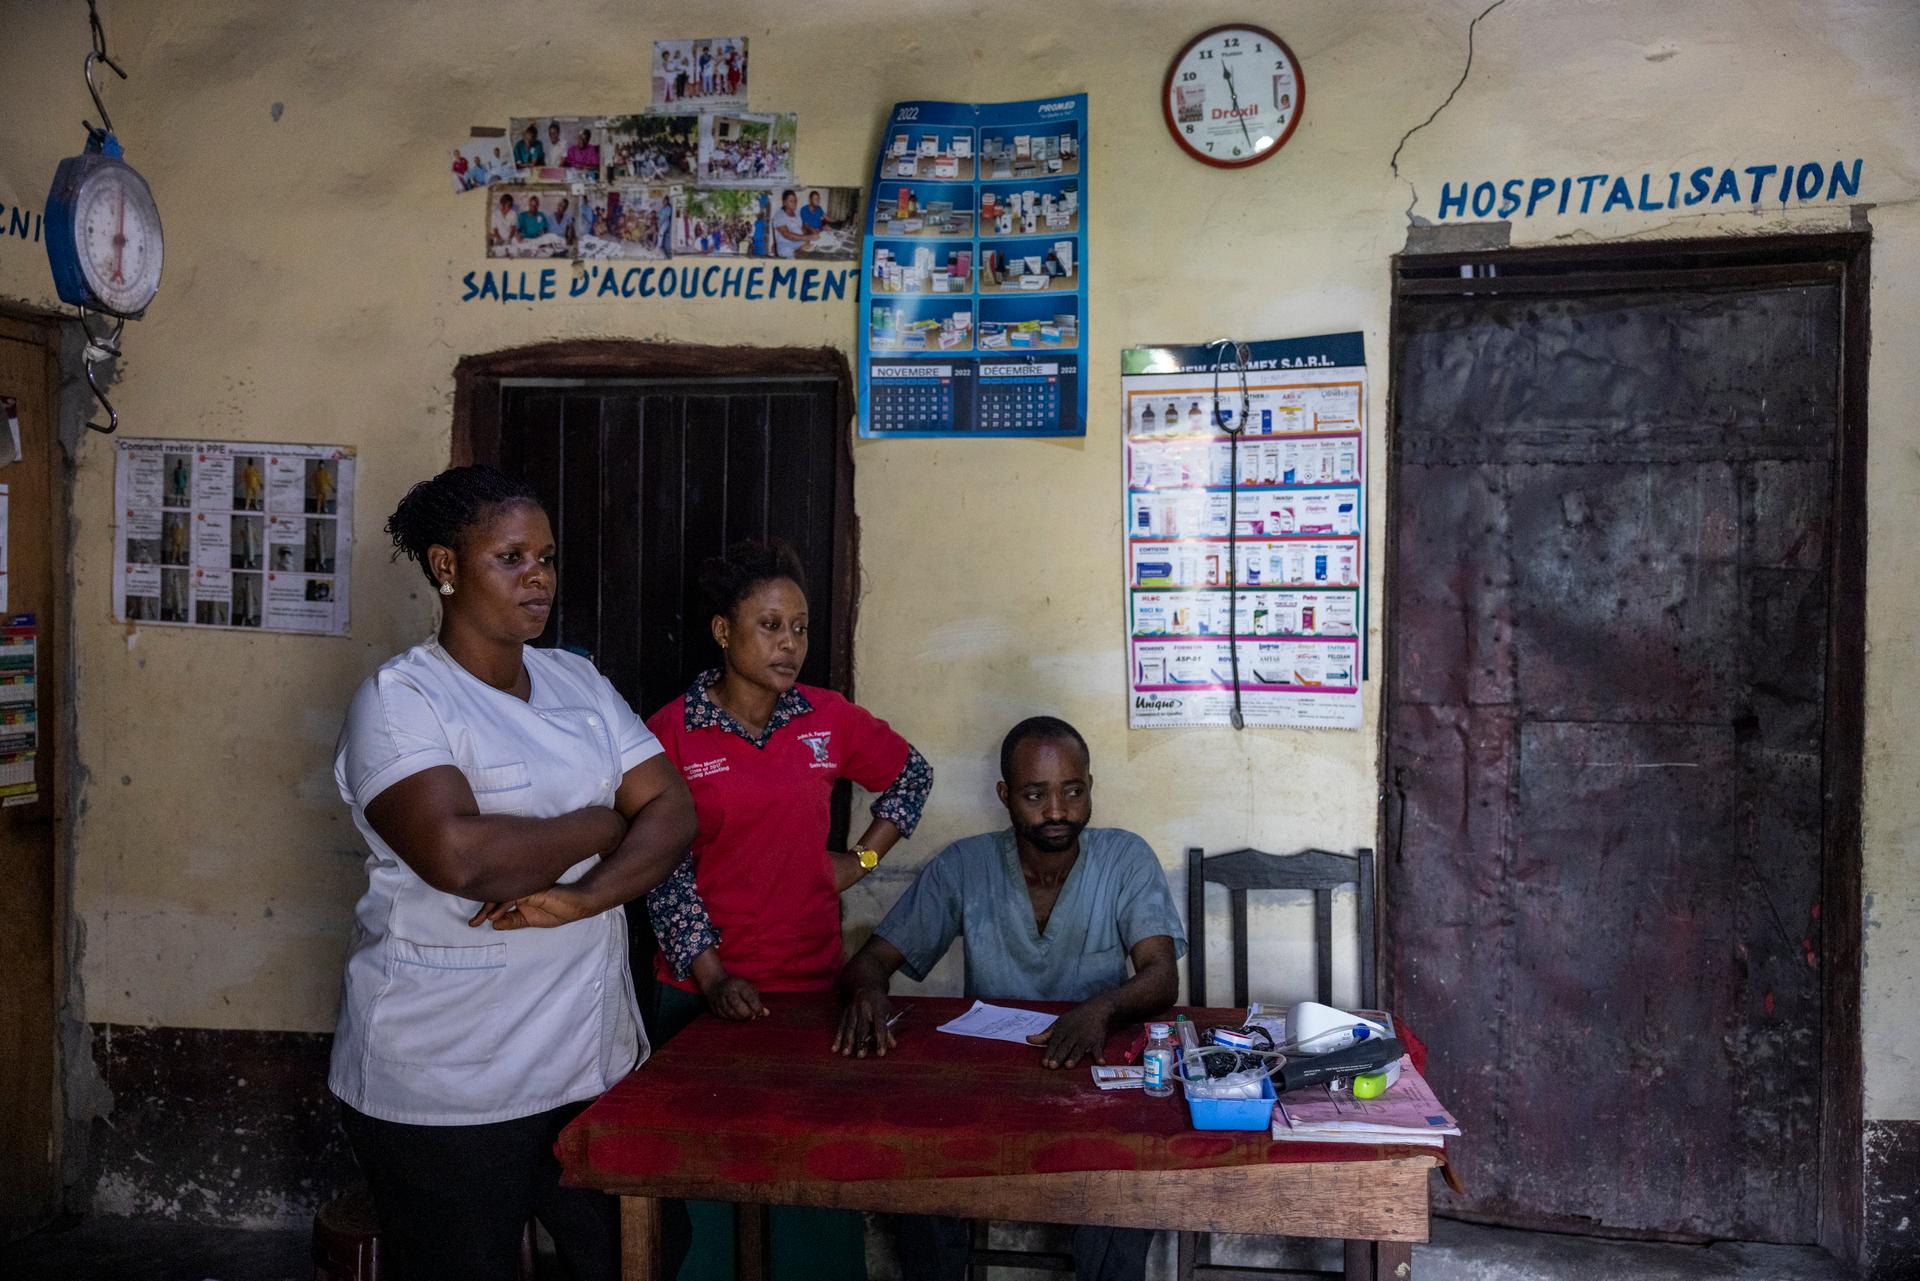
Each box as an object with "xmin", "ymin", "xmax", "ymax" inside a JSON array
[{"xmin": 330, "ymin": 639, "xmax": 661, "ymax": 1125}]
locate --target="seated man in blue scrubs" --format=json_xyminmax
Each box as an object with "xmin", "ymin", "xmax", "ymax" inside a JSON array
[{"xmin": 834, "ymin": 715, "xmax": 1185, "ymax": 1281}]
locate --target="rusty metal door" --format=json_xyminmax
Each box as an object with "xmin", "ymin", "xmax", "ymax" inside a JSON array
[{"xmin": 1384, "ymin": 244, "xmax": 1864, "ymax": 1243}]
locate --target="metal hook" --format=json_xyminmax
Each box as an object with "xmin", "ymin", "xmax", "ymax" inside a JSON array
[
  {"xmin": 84, "ymin": 51, "xmax": 126, "ymax": 139},
  {"xmin": 80, "ymin": 311, "xmax": 124, "ymax": 435},
  {"xmin": 85, "ymin": 361, "xmax": 120, "ymax": 435},
  {"xmin": 85, "ymin": 0, "xmax": 126, "ymax": 139}
]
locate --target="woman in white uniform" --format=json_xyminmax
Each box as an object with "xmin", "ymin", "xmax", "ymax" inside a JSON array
[{"xmin": 331, "ymin": 465, "xmax": 696, "ymax": 1280}]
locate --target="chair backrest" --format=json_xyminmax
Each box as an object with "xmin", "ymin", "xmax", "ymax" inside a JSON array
[{"xmin": 1185, "ymin": 846, "xmax": 1376, "ymax": 1011}]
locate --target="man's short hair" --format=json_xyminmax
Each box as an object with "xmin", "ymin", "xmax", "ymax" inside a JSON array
[{"xmin": 999, "ymin": 716, "xmax": 1090, "ymax": 783}]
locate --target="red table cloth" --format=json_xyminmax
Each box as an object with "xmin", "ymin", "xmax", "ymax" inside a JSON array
[{"xmin": 558, "ymin": 995, "xmax": 1443, "ymax": 1188}]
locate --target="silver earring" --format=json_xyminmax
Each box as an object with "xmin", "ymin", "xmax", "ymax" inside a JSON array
[{"xmin": 439, "ymin": 582, "xmax": 454, "ymax": 596}]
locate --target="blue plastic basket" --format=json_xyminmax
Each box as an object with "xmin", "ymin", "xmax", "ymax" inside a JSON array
[{"xmin": 1177, "ymin": 1049, "xmax": 1277, "ymax": 1131}]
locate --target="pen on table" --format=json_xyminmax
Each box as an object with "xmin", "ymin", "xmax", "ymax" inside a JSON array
[{"xmin": 866, "ymin": 1003, "xmax": 911, "ymax": 1047}]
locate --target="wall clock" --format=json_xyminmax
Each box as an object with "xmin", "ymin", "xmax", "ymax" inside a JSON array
[{"xmin": 1163, "ymin": 23, "xmax": 1304, "ymax": 169}]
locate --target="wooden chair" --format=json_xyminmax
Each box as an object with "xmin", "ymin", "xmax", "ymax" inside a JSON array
[
  {"xmin": 1178, "ymin": 845, "xmax": 1378, "ymax": 1281},
  {"xmin": 966, "ymin": 1221, "xmax": 1075, "ymax": 1277}
]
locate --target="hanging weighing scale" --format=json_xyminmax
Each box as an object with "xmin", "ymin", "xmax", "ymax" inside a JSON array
[
  {"xmin": 44, "ymin": 0, "xmax": 162, "ymax": 433},
  {"xmin": 46, "ymin": 131, "xmax": 163, "ymax": 319}
]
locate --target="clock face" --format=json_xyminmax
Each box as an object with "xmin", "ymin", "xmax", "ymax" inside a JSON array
[
  {"xmin": 74, "ymin": 161, "xmax": 164, "ymax": 316},
  {"xmin": 1164, "ymin": 24, "xmax": 1304, "ymax": 168}
]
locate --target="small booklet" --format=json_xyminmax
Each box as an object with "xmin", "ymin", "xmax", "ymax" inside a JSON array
[
  {"xmin": 1271, "ymin": 1058, "xmax": 1461, "ymax": 1145},
  {"xmin": 1090, "ymin": 1065, "xmax": 1145, "ymax": 1090}
]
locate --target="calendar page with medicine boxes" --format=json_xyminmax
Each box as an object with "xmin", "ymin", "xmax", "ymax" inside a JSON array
[{"xmin": 858, "ymin": 94, "xmax": 1087, "ymax": 438}]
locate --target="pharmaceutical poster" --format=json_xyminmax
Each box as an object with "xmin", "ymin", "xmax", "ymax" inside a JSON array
[
  {"xmin": 112, "ymin": 438, "xmax": 355, "ymax": 636},
  {"xmin": 0, "ymin": 617, "xmax": 37, "ymax": 808},
  {"xmin": 858, "ymin": 94, "xmax": 1087, "ymax": 437},
  {"xmin": 1120, "ymin": 333, "xmax": 1368, "ymax": 730}
]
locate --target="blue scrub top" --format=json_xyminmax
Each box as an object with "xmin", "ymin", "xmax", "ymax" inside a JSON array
[{"xmin": 875, "ymin": 827, "xmax": 1187, "ymax": 1003}]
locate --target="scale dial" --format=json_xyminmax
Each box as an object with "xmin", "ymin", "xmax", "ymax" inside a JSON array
[
  {"xmin": 1164, "ymin": 23, "xmax": 1304, "ymax": 169},
  {"xmin": 72, "ymin": 160, "xmax": 164, "ymax": 317}
]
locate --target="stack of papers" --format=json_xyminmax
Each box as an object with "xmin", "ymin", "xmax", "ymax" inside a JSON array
[
  {"xmin": 936, "ymin": 1000, "xmax": 1057, "ymax": 1045},
  {"xmin": 1271, "ymin": 1057, "xmax": 1461, "ymax": 1148}
]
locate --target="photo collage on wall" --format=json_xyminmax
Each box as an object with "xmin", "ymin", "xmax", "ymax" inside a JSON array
[
  {"xmin": 112, "ymin": 439, "xmax": 356, "ymax": 636},
  {"xmin": 452, "ymin": 38, "xmax": 862, "ymax": 264}
]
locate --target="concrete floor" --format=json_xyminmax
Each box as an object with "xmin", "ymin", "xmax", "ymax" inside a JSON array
[
  {"xmin": 9, "ymin": 1214, "xmax": 1857, "ymax": 1281},
  {"xmin": 1416, "ymin": 1217, "xmax": 1854, "ymax": 1280},
  {"xmin": 12, "ymin": 1216, "xmax": 310, "ymax": 1281}
]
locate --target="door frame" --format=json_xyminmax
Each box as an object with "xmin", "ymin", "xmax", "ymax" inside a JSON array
[
  {"xmin": 1379, "ymin": 232, "xmax": 1870, "ymax": 1262},
  {"xmin": 450, "ymin": 341, "xmax": 859, "ymax": 696}
]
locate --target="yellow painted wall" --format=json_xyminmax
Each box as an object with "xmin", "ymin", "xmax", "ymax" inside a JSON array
[{"xmin": 1, "ymin": 0, "xmax": 1917, "ymax": 1135}]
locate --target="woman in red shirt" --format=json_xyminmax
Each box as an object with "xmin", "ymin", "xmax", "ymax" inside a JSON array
[
  {"xmin": 646, "ymin": 540, "xmax": 931, "ymax": 1023},
  {"xmin": 644, "ymin": 540, "xmax": 931, "ymax": 1278}
]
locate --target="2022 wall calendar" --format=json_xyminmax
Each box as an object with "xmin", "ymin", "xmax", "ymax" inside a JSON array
[{"xmin": 857, "ymin": 94, "xmax": 1088, "ymax": 438}]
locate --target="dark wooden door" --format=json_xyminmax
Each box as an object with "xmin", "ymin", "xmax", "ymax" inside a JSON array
[
  {"xmin": 496, "ymin": 377, "xmax": 849, "ymax": 718},
  {"xmin": 1384, "ymin": 244, "xmax": 1865, "ymax": 1243},
  {"xmin": 491, "ymin": 373, "xmax": 853, "ymax": 994},
  {"xmin": 0, "ymin": 313, "xmax": 69, "ymax": 1241}
]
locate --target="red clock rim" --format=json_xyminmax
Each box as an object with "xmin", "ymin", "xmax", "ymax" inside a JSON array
[{"xmin": 1161, "ymin": 22, "xmax": 1305, "ymax": 169}]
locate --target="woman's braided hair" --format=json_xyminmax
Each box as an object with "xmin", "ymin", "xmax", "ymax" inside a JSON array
[
  {"xmin": 698, "ymin": 539, "xmax": 808, "ymax": 622},
  {"xmin": 385, "ymin": 465, "xmax": 540, "ymax": 585}
]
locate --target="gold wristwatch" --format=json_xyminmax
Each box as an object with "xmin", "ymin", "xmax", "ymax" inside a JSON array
[{"xmin": 852, "ymin": 846, "xmax": 881, "ymax": 871}]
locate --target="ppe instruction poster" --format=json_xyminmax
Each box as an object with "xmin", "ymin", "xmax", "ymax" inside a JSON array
[
  {"xmin": 858, "ymin": 93, "xmax": 1087, "ymax": 438},
  {"xmin": 1120, "ymin": 333, "xmax": 1367, "ymax": 730},
  {"xmin": 112, "ymin": 438, "xmax": 355, "ymax": 636}
]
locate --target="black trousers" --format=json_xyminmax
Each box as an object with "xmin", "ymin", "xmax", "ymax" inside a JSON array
[
  {"xmin": 340, "ymin": 1099, "xmax": 618, "ymax": 1281},
  {"xmin": 895, "ymin": 1214, "xmax": 1153, "ymax": 1281}
]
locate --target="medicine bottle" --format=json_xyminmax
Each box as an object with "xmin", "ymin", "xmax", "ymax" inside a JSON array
[{"xmin": 1143, "ymin": 1023, "xmax": 1176, "ymax": 1098}]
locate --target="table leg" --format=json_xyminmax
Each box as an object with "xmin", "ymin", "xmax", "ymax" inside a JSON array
[
  {"xmin": 620, "ymin": 1195, "xmax": 662, "ymax": 1281},
  {"xmin": 736, "ymin": 1201, "xmax": 769, "ymax": 1281},
  {"xmin": 1376, "ymin": 1239, "xmax": 1413, "ymax": 1279},
  {"xmin": 1343, "ymin": 1239, "xmax": 1377, "ymax": 1281}
]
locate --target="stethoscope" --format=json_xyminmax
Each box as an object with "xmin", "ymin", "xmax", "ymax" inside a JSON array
[{"xmin": 1208, "ymin": 339, "xmax": 1254, "ymax": 730}]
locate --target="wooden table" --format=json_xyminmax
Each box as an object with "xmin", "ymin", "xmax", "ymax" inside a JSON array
[{"xmin": 557, "ymin": 996, "xmax": 1440, "ymax": 1281}]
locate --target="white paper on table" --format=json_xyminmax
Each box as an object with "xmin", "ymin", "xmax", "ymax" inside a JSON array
[{"xmin": 936, "ymin": 999, "xmax": 1057, "ymax": 1045}]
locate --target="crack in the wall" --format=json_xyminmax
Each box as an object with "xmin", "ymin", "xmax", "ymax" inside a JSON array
[{"xmin": 1390, "ymin": 0, "xmax": 1511, "ymax": 225}]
